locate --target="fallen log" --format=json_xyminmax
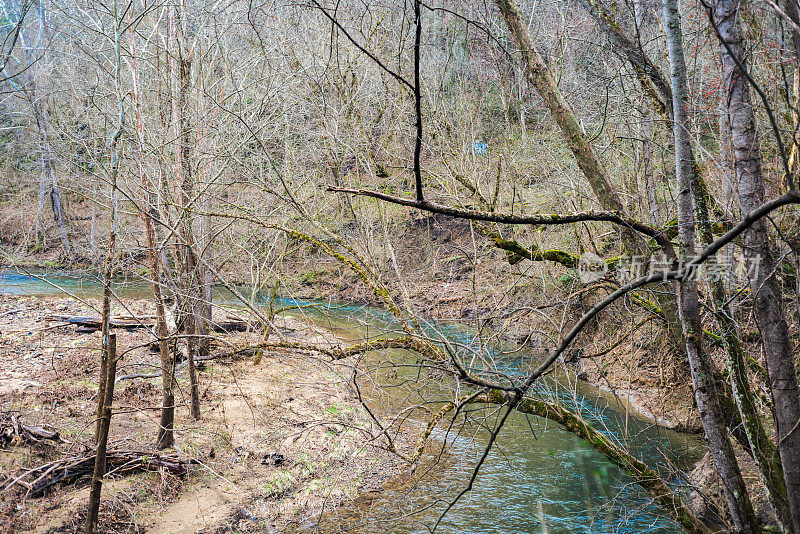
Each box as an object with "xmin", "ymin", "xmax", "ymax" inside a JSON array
[
  {"xmin": 0, "ymin": 412, "xmax": 64, "ymax": 447},
  {"xmin": 48, "ymin": 314, "xmax": 263, "ymax": 334},
  {"xmin": 212, "ymin": 320, "xmax": 255, "ymax": 332},
  {"xmin": 45, "ymin": 315, "xmax": 154, "ymax": 331},
  {"xmin": 4, "ymin": 449, "xmax": 193, "ymax": 496}
]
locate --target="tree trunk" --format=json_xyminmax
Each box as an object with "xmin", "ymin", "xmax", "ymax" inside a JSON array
[
  {"xmin": 84, "ymin": 333, "xmax": 117, "ymax": 534},
  {"xmin": 693, "ymin": 119, "xmax": 791, "ymax": 529},
  {"xmin": 151, "ymin": 206, "xmax": 177, "ymax": 444},
  {"xmin": 715, "ymin": 0, "xmax": 800, "ymax": 529},
  {"xmin": 36, "ymin": 144, "xmax": 47, "ymax": 249},
  {"xmin": 693, "ymin": 98, "xmax": 790, "ymax": 529},
  {"xmin": 713, "ymin": 286, "xmax": 793, "ymax": 532},
  {"xmin": 494, "ymin": 0, "xmax": 685, "ymax": 349},
  {"xmin": 783, "ymin": 0, "xmax": 800, "ymax": 181},
  {"xmin": 32, "ymin": 97, "xmax": 70, "ymax": 256},
  {"xmin": 494, "ymin": 0, "xmax": 642, "ymax": 255},
  {"xmin": 481, "ymin": 390, "xmax": 715, "ymax": 534},
  {"xmin": 48, "ymin": 164, "xmax": 70, "ymax": 256},
  {"xmin": 641, "ymin": 115, "xmax": 661, "ymax": 223},
  {"xmin": 129, "ymin": 11, "xmax": 176, "ymax": 449},
  {"xmin": 719, "ymin": 89, "xmax": 735, "ymax": 212},
  {"xmin": 695, "ymin": 168, "xmax": 792, "ymax": 530},
  {"xmin": 90, "ymin": 203, "xmax": 98, "ymax": 263},
  {"xmin": 86, "ymin": 63, "xmax": 122, "ymax": 521},
  {"xmin": 173, "ymin": 3, "xmax": 200, "ymax": 420},
  {"xmin": 663, "ymin": 0, "xmax": 758, "ymax": 530},
  {"xmin": 95, "ymin": 221, "xmax": 115, "ymax": 442},
  {"xmin": 152, "ymin": 41, "xmax": 179, "ymax": 302},
  {"xmin": 196, "ymin": 136, "xmax": 212, "ymax": 357}
]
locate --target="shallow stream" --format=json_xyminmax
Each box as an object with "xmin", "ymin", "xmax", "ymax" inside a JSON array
[{"xmin": 0, "ymin": 269, "xmax": 702, "ymax": 533}]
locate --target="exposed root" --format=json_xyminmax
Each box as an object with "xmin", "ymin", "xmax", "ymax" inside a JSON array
[{"xmin": 0, "ymin": 411, "xmax": 64, "ymax": 447}]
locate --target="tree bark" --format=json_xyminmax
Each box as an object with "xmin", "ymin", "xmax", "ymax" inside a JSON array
[
  {"xmin": 641, "ymin": 118, "xmax": 662, "ymax": 223},
  {"xmin": 494, "ymin": 0, "xmax": 642, "ymax": 255},
  {"xmin": 696, "ymin": 170, "xmax": 792, "ymax": 530},
  {"xmin": 481, "ymin": 390, "xmax": 715, "ymax": 534},
  {"xmin": 87, "ymin": 56, "xmax": 122, "ymax": 514},
  {"xmin": 32, "ymin": 96, "xmax": 71, "ymax": 257},
  {"xmin": 694, "ymin": 120, "xmax": 791, "ymax": 530},
  {"xmin": 663, "ymin": 0, "xmax": 758, "ymax": 530},
  {"xmin": 715, "ymin": 0, "xmax": 800, "ymax": 529},
  {"xmin": 719, "ymin": 86, "xmax": 736, "ymax": 211},
  {"xmin": 578, "ymin": 0, "xmax": 672, "ymax": 118},
  {"xmin": 84, "ymin": 333, "xmax": 117, "ymax": 534},
  {"xmin": 579, "ymin": 0, "xmax": 729, "ymax": 224},
  {"xmin": 783, "ymin": 0, "xmax": 800, "ymax": 180},
  {"xmin": 95, "ymin": 218, "xmax": 115, "ymax": 443},
  {"xmin": 494, "ymin": 0, "xmax": 686, "ymax": 349},
  {"xmin": 714, "ymin": 287, "xmax": 793, "ymax": 532},
  {"xmin": 173, "ymin": 3, "xmax": 200, "ymax": 420}
]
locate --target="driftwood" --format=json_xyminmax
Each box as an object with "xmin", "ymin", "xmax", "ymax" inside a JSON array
[
  {"xmin": 0, "ymin": 412, "xmax": 63, "ymax": 447},
  {"xmin": 46, "ymin": 315, "xmax": 152, "ymax": 331},
  {"xmin": 4, "ymin": 449, "xmax": 193, "ymax": 496},
  {"xmin": 47, "ymin": 314, "xmax": 259, "ymax": 334}
]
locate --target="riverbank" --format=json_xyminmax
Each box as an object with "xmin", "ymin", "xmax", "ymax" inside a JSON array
[
  {"xmin": 0, "ymin": 210, "xmax": 702, "ymax": 436},
  {"xmin": 0, "ymin": 294, "xmax": 411, "ymax": 533},
  {"xmin": 0, "ymin": 239, "xmax": 704, "ymax": 435}
]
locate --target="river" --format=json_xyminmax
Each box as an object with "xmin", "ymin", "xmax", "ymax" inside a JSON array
[{"xmin": 0, "ymin": 269, "xmax": 703, "ymax": 533}]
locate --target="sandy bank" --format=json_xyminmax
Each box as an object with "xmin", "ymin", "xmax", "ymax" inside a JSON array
[{"xmin": 0, "ymin": 294, "xmax": 409, "ymax": 533}]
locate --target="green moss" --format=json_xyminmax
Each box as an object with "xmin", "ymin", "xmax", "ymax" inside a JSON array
[
  {"xmin": 557, "ymin": 273, "xmax": 575, "ymax": 286},
  {"xmin": 299, "ymin": 269, "xmax": 327, "ymax": 285},
  {"xmin": 479, "ymin": 389, "xmax": 713, "ymax": 533}
]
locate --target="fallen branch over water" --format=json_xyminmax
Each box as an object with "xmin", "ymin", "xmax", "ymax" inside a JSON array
[
  {"xmin": 0, "ymin": 412, "xmax": 64, "ymax": 447},
  {"xmin": 475, "ymin": 390, "xmax": 715, "ymax": 534},
  {"xmin": 4, "ymin": 449, "xmax": 193, "ymax": 496}
]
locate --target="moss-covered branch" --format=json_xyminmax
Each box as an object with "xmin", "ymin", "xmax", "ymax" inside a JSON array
[
  {"xmin": 231, "ymin": 337, "xmax": 439, "ymax": 361},
  {"xmin": 477, "ymin": 390, "xmax": 715, "ymax": 534},
  {"xmin": 202, "ymin": 209, "xmax": 417, "ymax": 331},
  {"xmin": 480, "ymin": 226, "xmax": 582, "ymax": 268},
  {"xmin": 326, "ymin": 186, "xmax": 674, "ymax": 253}
]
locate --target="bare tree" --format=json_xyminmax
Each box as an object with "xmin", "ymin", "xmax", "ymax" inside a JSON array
[
  {"xmin": 711, "ymin": 0, "xmax": 800, "ymax": 529},
  {"xmin": 662, "ymin": 0, "xmax": 757, "ymax": 528},
  {"xmin": 128, "ymin": 2, "xmax": 176, "ymax": 449}
]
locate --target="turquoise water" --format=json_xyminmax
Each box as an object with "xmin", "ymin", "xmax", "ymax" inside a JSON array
[{"xmin": 0, "ymin": 269, "xmax": 702, "ymax": 533}]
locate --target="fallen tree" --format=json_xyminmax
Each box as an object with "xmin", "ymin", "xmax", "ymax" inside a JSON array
[
  {"xmin": 4, "ymin": 449, "xmax": 193, "ymax": 496},
  {"xmin": 230, "ymin": 335, "xmax": 716, "ymax": 533},
  {"xmin": 46, "ymin": 314, "xmax": 258, "ymax": 333},
  {"xmin": 475, "ymin": 390, "xmax": 715, "ymax": 534}
]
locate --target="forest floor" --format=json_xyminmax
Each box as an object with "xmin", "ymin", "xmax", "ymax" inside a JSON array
[{"xmin": 0, "ymin": 294, "xmax": 410, "ymax": 534}]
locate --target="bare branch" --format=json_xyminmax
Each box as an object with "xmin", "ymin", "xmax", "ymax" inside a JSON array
[{"xmin": 327, "ymin": 185, "xmax": 673, "ymax": 250}]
